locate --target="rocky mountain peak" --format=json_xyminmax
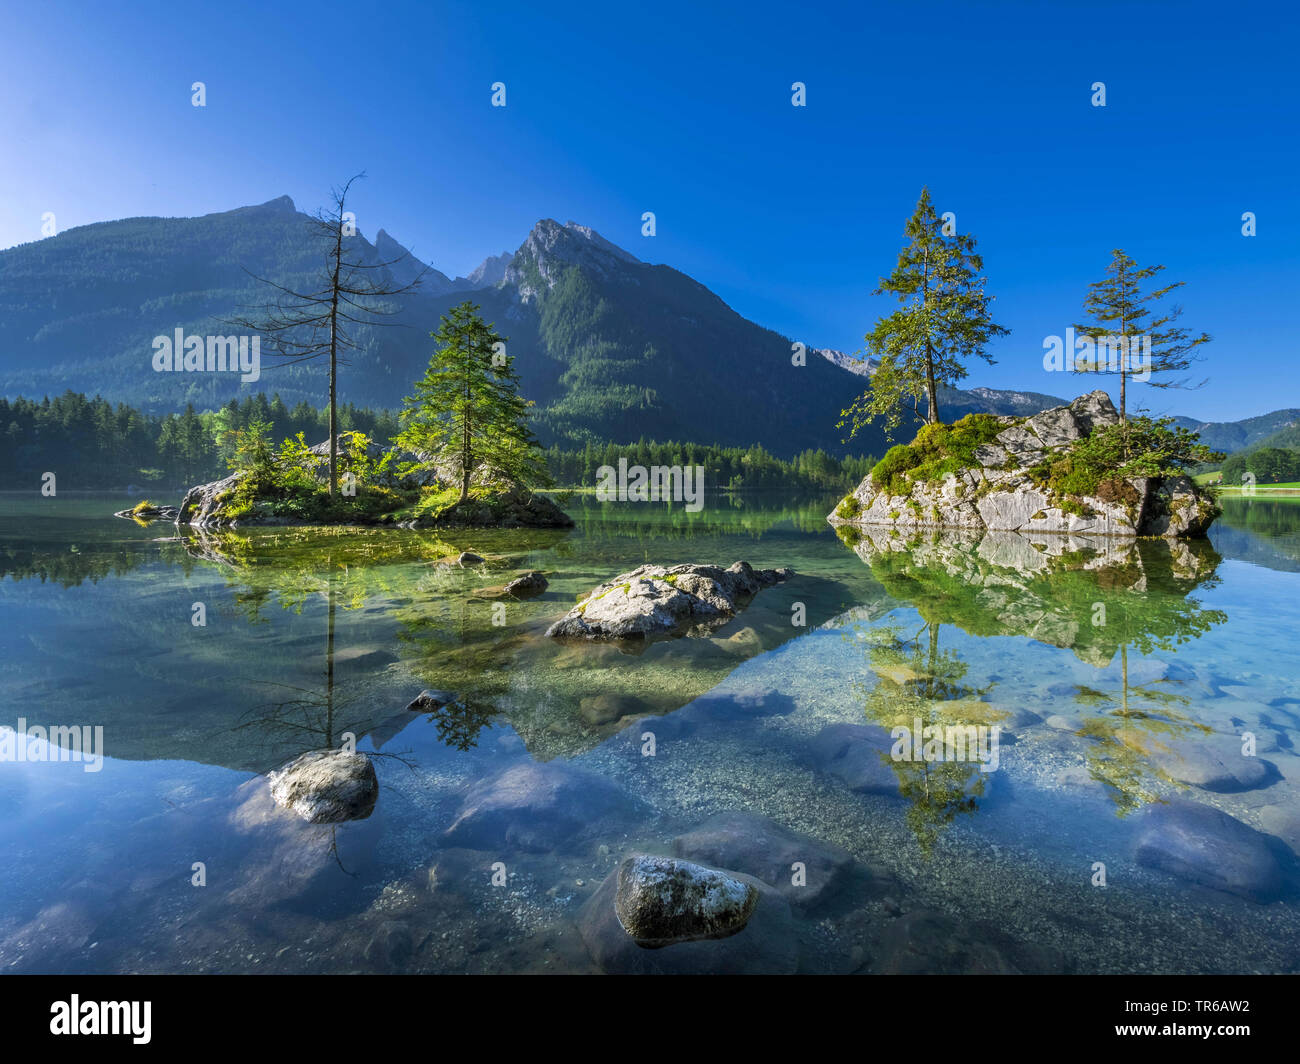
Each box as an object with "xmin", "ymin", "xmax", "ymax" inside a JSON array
[
  {"xmin": 467, "ymin": 251, "xmax": 513, "ymax": 288},
  {"xmin": 504, "ymin": 219, "xmax": 642, "ymax": 301},
  {"xmin": 817, "ymin": 349, "xmax": 878, "ymax": 376}
]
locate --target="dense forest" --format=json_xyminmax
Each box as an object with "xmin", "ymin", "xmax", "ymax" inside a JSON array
[{"xmin": 0, "ymin": 390, "xmax": 875, "ymax": 493}]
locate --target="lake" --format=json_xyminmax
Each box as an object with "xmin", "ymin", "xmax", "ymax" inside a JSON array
[{"xmin": 1, "ymin": 491, "xmax": 1298, "ymax": 973}]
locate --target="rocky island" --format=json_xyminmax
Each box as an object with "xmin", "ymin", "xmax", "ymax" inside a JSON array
[
  {"xmin": 159, "ymin": 435, "xmax": 573, "ymax": 530},
  {"xmin": 829, "ymin": 391, "xmax": 1220, "ymax": 539}
]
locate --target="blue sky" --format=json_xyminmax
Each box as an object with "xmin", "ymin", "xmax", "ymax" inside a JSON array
[{"xmin": 1, "ymin": 0, "xmax": 1296, "ymax": 421}]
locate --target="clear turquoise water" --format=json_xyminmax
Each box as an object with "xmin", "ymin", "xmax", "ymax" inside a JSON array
[{"xmin": 1, "ymin": 491, "xmax": 1298, "ymax": 974}]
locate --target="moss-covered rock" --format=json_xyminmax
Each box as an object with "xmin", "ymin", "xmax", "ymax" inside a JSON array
[{"xmin": 828, "ymin": 392, "xmax": 1219, "ymax": 539}]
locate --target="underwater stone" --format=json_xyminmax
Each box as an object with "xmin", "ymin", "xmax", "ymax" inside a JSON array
[
  {"xmin": 672, "ymin": 811, "xmax": 854, "ymax": 909},
  {"xmin": 1133, "ymin": 799, "xmax": 1282, "ymax": 901},
  {"xmin": 504, "ymin": 571, "xmax": 548, "ymax": 597},
  {"xmin": 614, "ymin": 855, "xmax": 757, "ymax": 946},
  {"xmin": 443, "ymin": 760, "xmax": 637, "ymax": 852}
]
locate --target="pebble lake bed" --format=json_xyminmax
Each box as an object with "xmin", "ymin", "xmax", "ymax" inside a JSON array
[{"xmin": 1, "ymin": 490, "xmax": 1299, "ymax": 975}]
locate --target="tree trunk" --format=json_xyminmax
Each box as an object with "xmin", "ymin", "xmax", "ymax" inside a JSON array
[
  {"xmin": 460, "ymin": 354, "xmax": 471, "ymax": 503},
  {"xmin": 1118, "ymin": 308, "xmax": 1129, "ymax": 460},
  {"xmin": 327, "ymin": 224, "xmax": 343, "ymax": 497},
  {"xmin": 925, "ymin": 347, "xmax": 938, "ymax": 426},
  {"xmin": 922, "ymin": 247, "xmax": 938, "ymax": 425}
]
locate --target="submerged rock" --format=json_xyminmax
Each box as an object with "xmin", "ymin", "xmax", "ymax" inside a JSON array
[
  {"xmin": 545, "ymin": 561, "xmax": 793, "ymax": 642},
  {"xmin": 504, "ymin": 571, "xmax": 548, "ymax": 597},
  {"xmin": 810, "ymin": 723, "xmax": 901, "ymax": 796},
  {"xmin": 443, "ymin": 760, "xmax": 638, "ymax": 852},
  {"xmin": 227, "ymin": 773, "xmax": 382, "ymax": 907},
  {"xmin": 828, "ymin": 391, "xmax": 1218, "ymax": 539},
  {"xmin": 267, "ymin": 749, "xmax": 378, "ymax": 823},
  {"xmin": 1151, "ymin": 736, "xmax": 1272, "ymax": 793},
  {"xmin": 614, "ymin": 855, "xmax": 758, "ymax": 946},
  {"xmin": 672, "ymin": 811, "xmax": 854, "ymax": 909},
  {"xmin": 1133, "ymin": 799, "xmax": 1283, "ymax": 901},
  {"xmin": 872, "ymin": 909, "xmax": 1069, "ymax": 974},
  {"xmin": 580, "ymin": 856, "xmax": 797, "ymax": 973}
]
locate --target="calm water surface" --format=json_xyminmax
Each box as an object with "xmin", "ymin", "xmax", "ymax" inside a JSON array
[{"xmin": 1, "ymin": 491, "xmax": 1298, "ymax": 973}]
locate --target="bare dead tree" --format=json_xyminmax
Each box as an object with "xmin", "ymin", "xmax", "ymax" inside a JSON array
[{"xmin": 230, "ymin": 174, "xmax": 428, "ymax": 494}]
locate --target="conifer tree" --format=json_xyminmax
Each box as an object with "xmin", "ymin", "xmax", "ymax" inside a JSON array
[
  {"xmin": 840, "ymin": 188, "xmax": 1008, "ymax": 439},
  {"xmin": 396, "ymin": 301, "xmax": 549, "ymax": 500},
  {"xmin": 1072, "ymin": 249, "xmax": 1211, "ymax": 425}
]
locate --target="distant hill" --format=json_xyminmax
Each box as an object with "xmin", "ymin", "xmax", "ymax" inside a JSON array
[
  {"xmin": 0, "ymin": 196, "xmax": 1283, "ymax": 459},
  {"xmin": 1170, "ymin": 409, "xmax": 1300, "ymax": 456}
]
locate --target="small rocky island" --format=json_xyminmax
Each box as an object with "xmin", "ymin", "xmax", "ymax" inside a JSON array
[
  {"xmin": 157, "ymin": 437, "xmax": 573, "ymax": 530},
  {"xmin": 547, "ymin": 561, "xmax": 793, "ymax": 642},
  {"xmin": 829, "ymin": 391, "xmax": 1219, "ymax": 538}
]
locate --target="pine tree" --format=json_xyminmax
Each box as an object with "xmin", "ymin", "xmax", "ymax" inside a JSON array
[
  {"xmin": 1072, "ymin": 249, "xmax": 1211, "ymax": 426},
  {"xmin": 840, "ymin": 188, "xmax": 1008, "ymax": 439},
  {"xmin": 396, "ymin": 302, "xmax": 549, "ymax": 501}
]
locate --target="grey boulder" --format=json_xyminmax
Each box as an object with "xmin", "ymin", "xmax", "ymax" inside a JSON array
[
  {"xmin": 267, "ymin": 749, "xmax": 378, "ymax": 823},
  {"xmin": 546, "ymin": 561, "xmax": 792, "ymax": 641}
]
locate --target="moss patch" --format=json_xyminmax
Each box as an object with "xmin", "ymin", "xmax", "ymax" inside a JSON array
[{"xmin": 870, "ymin": 414, "xmax": 1005, "ymax": 497}]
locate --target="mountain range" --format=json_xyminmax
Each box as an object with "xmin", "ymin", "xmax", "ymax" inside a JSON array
[{"xmin": 0, "ymin": 196, "xmax": 1291, "ymax": 459}]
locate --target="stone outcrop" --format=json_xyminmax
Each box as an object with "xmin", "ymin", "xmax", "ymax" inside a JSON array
[
  {"xmin": 306, "ymin": 437, "xmax": 440, "ymax": 489},
  {"xmin": 175, "ymin": 463, "xmax": 572, "ymax": 530},
  {"xmin": 829, "ymin": 392, "xmax": 1218, "ymax": 538},
  {"xmin": 176, "ymin": 471, "xmax": 251, "ymax": 529},
  {"xmin": 545, "ymin": 561, "xmax": 793, "ymax": 642}
]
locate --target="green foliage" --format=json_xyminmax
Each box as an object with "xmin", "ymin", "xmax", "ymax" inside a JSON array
[
  {"xmin": 221, "ymin": 425, "xmax": 410, "ymax": 524},
  {"xmin": 541, "ymin": 438, "xmax": 875, "ymax": 492},
  {"xmin": 397, "ymin": 301, "xmax": 551, "ymax": 499},
  {"xmin": 0, "ymin": 390, "xmax": 405, "ymax": 490},
  {"xmin": 834, "ymin": 495, "xmax": 862, "ymax": 519},
  {"xmin": 1029, "ymin": 417, "xmax": 1225, "ymax": 500},
  {"xmin": 1221, "ymin": 446, "xmax": 1300, "ymax": 486},
  {"xmin": 840, "ymin": 188, "xmax": 1008, "ymax": 439},
  {"xmin": 1072, "ymin": 249, "xmax": 1211, "ymax": 420},
  {"xmin": 868, "ymin": 413, "xmax": 1004, "ymax": 495},
  {"xmin": 225, "ymin": 416, "xmax": 276, "ymax": 478}
]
